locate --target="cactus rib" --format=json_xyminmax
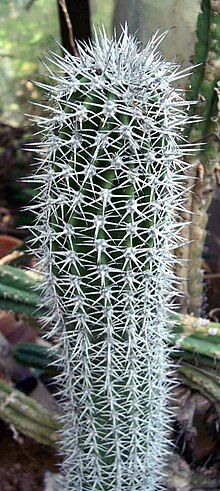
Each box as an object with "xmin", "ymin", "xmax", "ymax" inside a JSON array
[
  {"xmin": 0, "ymin": 379, "xmax": 59, "ymax": 446},
  {"xmin": 0, "ymin": 265, "xmax": 45, "ymax": 315}
]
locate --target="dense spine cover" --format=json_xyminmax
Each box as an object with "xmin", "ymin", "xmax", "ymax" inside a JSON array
[{"xmin": 29, "ymin": 27, "xmax": 196, "ymax": 491}]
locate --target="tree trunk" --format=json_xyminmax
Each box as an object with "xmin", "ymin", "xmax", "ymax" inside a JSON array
[{"xmin": 57, "ymin": 0, "xmax": 91, "ymax": 54}]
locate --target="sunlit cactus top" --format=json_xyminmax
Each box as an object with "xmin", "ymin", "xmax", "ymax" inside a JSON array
[{"xmin": 29, "ymin": 25, "xmax": 196, "ymax": 491}]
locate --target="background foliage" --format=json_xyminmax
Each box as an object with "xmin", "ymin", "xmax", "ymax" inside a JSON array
[{"xmin": 0, "ymin": 0, "xmax": 114, "ymax": 125}]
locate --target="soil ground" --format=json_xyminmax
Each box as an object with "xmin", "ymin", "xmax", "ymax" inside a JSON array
[{"xmin": 0, "ymin": 424, "xmax": 58, "ymax": 491}]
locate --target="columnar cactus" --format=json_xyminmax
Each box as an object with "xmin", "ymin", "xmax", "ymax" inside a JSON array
[
  {"xmin": 29, "ymin": 26, "xmax": 196, "ymax": 491},
  {"xmin": 177, "ymin": 0, "xmax": 220, "ymax": 316}
]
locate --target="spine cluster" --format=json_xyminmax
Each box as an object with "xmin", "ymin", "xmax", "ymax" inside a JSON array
[{"xmin": 29, "ymin": 27, "xmax": 196, "ymax": 491}]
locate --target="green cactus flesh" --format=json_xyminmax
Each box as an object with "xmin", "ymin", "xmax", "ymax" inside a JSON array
[
  {"xmin": 29, "ymin": 27, "xmax": 196, "ymax": 491},
  {"xmin": 0, "ymin": 265, "xmax": 44, "ymax": 315}
]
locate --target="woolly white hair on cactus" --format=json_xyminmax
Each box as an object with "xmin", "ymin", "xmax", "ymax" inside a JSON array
[{"xmin": 28, "ymin": 25, "xmax": 196, "ymax": 491}]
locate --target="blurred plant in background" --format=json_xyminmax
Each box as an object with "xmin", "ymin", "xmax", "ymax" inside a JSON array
[
  {"xmin": 0, "ymin": 0, "xmax": 114, "ymax": 126},
  {"xmin": 0, "ymin": 0, "xmax": 59, "ymax": 125}
]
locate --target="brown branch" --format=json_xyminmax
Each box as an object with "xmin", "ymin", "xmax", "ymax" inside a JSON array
[
  {"xmin": 59, "ymin": 0, "xmax": 80, "ymax": 57},
  {"xmin": 204, "ymin": 273, "xmax": 220, "ymax": 280}
]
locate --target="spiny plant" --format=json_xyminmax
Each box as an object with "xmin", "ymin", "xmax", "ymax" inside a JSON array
[
  {"xmin": 177, "ymin": 0, "xmax": 220, "ymax": 316},
  {"xmin": 0, "ymin": 264, "xmax": 43, "ymax": 316},
  {"xmin": 28, "ymin": 26, "xmax": 197, "ymax": 491}
]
